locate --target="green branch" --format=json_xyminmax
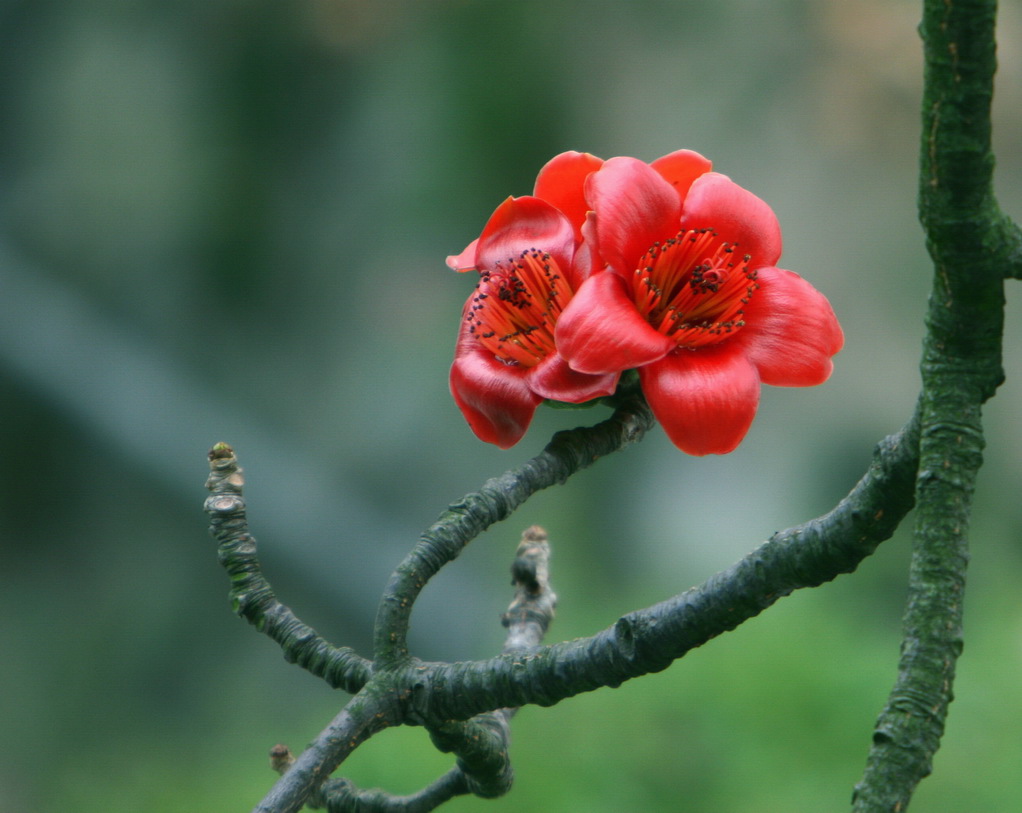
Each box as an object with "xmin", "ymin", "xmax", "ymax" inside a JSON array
[
  {"xmin": 852, "ymin": 0, "xmax": 1008, "ymax": 809},
  {"xmin": 410, "ymin": 410, "xmax": 920, "ymax": 720},
  {"xmin": 372, "ymin": 387, "xmax": 653, "ymax": 667},
  {"xmin": 209, "ymin": 399, "xmax": 923, "ymax": 812},
  {"xmin": 1003, "ymin": 217, "xmax": 1022, "ymax": 279},
  {"xmin": 255, "ymin": 687, "xmax": 396, "ymax": 813},
  {"xmin": 206, "ymin": 443, "xmax": 372, "ymax": 694}
]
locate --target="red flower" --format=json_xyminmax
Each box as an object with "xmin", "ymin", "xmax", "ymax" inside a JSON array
[
  {"xmin": 555, "ymin": 152, "xmax": 844, "ymax": 455},
  {"xmin": 448, "ymin": 194, "xmax": 619, "ymax": 448}
]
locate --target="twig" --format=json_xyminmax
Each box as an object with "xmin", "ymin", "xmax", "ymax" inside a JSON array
[
  {"xmin": 254, "ymin": 693, "xmax": 395, "ymax": 813},
  {"xmin": 373, "ymin": 388, "xmax": 651, "ymax": 667},
  {"xmin": 311, "ymin": 527, "xmax": 559, "ymax": 812},
  {"xmin": 206, "ymin": 442, "xmax": 372, "ymax": 693}
]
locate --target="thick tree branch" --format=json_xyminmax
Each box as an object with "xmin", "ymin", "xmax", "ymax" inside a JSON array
[
  {"xmin": 853, "ymin": 1, "xmax": 1007, "ymax": 809},
  {"xmin": 1003, "ymin": 217, "xmax": 1022, "ymax": 280}
]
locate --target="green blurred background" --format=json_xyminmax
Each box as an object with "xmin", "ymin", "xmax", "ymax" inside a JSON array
[{"xmin": 2, "ymin": 0, "xmax": 1022, "ymax": 810}]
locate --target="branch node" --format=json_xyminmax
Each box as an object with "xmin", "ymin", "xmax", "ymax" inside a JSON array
[
  {"xmin": 502, "ymin": 525, "xmax": 557, "ymax": 647},
  {"xmin": 270, "ymin": 743, "xmax": 296, "ymax": 776}
]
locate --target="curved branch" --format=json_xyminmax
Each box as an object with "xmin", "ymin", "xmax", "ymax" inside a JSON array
[
  {"xmin": 422, "ymin": 527, "xmax": 556, "ymax": 799},
  {"xmin": 304, "ymin": 719, "xmax": 503, "ymax": 812},
  {"xmin": 206, "ymin": 443, "xmax": 372, "ymax": 694},
  {"xmin": 411, "ymin": 409, "xmax": 921, "ymax": 721},
  {"xmin": 372, "ymin": 387, "xmax": 653, "ymax": 667}
]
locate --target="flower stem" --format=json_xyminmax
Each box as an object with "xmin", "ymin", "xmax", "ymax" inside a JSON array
[{"xmin": 372, "ymin": 388, "xmax": 653, "ymax": 667}]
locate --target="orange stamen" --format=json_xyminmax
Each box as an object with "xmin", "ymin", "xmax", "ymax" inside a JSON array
[
  {"xmin": 467, "ymin": 249, "xmax": 573, "ymax": 368},
  {"xmin": 632, "ymin": 228, "xmax": 758, "ymax": 348}
]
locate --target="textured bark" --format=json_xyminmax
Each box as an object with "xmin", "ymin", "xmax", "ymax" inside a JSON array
[
  {"xmin": 208, "ymin": 399, "xmax": 921, "ymax": 811},
  {"xmin": 852, "ymin": 1, "xmax": 1009, "ymax": 809}
]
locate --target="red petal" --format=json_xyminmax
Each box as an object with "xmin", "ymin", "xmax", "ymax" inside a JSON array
[
  {"xmin": 450, "ymin": 354, "xmax": 542, "ymax": 449},
  {"xmin": 640, "ymin": 345, "xmax": 761, "ymax": 455},
  {"xmin": 650, "ymin": 149, "xmax": 713, "ymax": 204},
  {"xmin": 526, "ymin": 354, "xmax": 620, "ymax": 403},
  {"xmin": 555, "ymin": 272, "xmax": 675, "ymax": 375},
  {"xmin": 734, "ymin": 267, "xmax": 844, "ymax": 386},
  {"xmin": 447, "ymin": 238, "xmax": 480, "ymax": 272},
  {"xmin": 566, "ymin": 222, "xmax": 596, "ymax": 289},
  {"xmin": 679, "ymin": 173, "xmax": 783, "ymax": 268},
  {"xmin": 585, "ymin": 157, "xmax": 682, "ymax": 277},
  {"xmin": 449, "ymin": 315, "xmax": 542, "ymax": 448},
  {"xmin": 476, "ymin": 196, "xmax": 576, "ymax": 275},
  {"xmin": 533, "ymin": 151, "xmax": 604, "ymax": 236}
]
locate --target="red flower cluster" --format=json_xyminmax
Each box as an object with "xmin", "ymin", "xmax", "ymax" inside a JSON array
[{"xmin": 448, "ymin": 150, "xmax": 843, "ymax": 455}]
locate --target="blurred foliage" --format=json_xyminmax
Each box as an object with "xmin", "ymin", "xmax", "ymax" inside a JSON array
[{"xmin": 2, "ymin": 0, "xmax": 1022, "ymax": 810}]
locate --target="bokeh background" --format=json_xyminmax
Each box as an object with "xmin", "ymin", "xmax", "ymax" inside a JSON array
[{"xmin": 3, "ymin": 0, "xmax": 1022, "ymax": 810}]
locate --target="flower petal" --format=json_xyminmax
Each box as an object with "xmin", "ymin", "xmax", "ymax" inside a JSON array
[
  {"xmin": 585, "ymin": 157, "xmax": 682, "ymax": 277},
  {"xmin": 449, "ymin": 312, "xmax": 542, "ymax": 448},
  {"xmin": 476, "ymin": 196, "xmax": 577, "ymax": 274},
  {"xmin": 556, "ymin": 271, "xmax": 675, "ymax": 375},
  {"xmin": 650, "ymin": 149, "xmax": 713, "ymax": 204},
  {"xmin": 533, "ymin": 151, "xmax": 604, "ymax": 236},
  {"xmin": 640, "ymin": 345, "xmax": 761, "ymax": 455},
  {"xmin": 679, "ymin": 173, "xmax": 783, "ymax": 268},
  {"xmin": 566, "ymin": 217, "xmax": 597, "ymax": 288},
  {"xmin": 450, "ymin": 355, "xmax": 542, "ymax": 449},
  {"xmin": 734, "ymin": 267, "xmax": 844, "ymax": 386},
  {"xmin": 527, "ymin": 354, "xmax": 619, "ymax": 403},
  {"xmin": 447, "ymin": 238, "xmax": 480, "ymax": 272}
]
